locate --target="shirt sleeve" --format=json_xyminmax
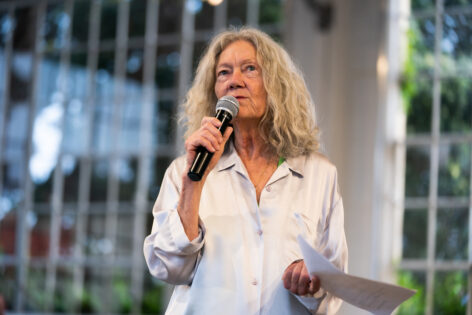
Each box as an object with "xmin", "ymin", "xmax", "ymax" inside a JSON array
[{"xmin": 143, "ymin": 159, "xmax": 206, "ymax": 285}]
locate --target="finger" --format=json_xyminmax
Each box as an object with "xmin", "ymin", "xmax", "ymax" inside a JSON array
[
  {"xmin": 282, "ymin": 265, "xmax": 294, "ymax": 290},
  {"xmin": 201, "ymin": 117, "xmax": 223, "ymax": 141},
  {"xmin": 201, "ymin": 116, "xmax": 222, "ymax": 128},
  {"xmin": 298, "ymin": 268, "xmax": 311, "ymax": 296},
  {"xmin": 200, "ymin": 130, "xmax": 221, "ymax": 151},
  {"xmin": 186, "ymin": 134, "xmax": 217, "ymax": 153},
  {"xmin": 201, "ymin": 122, "xmax": 224, "ymax": 144},
  {"xmin": 309, "ymin": 276, "xmax": 321, "ymax": 295},
  {"xmin": 290, "ymin": 262, "xmax": 303, "ymax": 294}
]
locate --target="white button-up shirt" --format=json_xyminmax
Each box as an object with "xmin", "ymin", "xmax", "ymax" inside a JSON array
[{"xmin": 143, "ymin": 143, "xmax": 348, "ymax": 314}]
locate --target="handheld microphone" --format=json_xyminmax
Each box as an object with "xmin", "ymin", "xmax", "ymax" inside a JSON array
[{"xmin": 187, "ymin": 95, "xmax": 239, "ymax": 181}]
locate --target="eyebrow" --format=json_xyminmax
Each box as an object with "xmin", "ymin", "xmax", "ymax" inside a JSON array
[{"xmin": 216, "ymin": 59, "xmax": 257, "ymax": 69}]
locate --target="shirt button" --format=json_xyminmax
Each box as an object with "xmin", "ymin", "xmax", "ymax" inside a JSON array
[
  {"xmin": 266, "ymin": 185, "xmax": 271, "ymax": 192},
  {"xmin": 257, "ymin": 229, "xmax": 263, "ymax": 236},
  {"xmin": 252, "ymin": 279, "xmax": 258, "ymax": 285}
]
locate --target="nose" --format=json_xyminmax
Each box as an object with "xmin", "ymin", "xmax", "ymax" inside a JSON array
[{"xmin": 228, "ymin": 69, "xmax": 244, "ymax": 89}]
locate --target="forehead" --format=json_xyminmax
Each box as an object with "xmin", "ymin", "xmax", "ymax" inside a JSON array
[{"xmin": 217, "ymin": 40, "xmax": 257, "ymax": 64}]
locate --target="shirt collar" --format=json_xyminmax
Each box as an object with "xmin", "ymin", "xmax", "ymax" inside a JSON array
[
  {"xmin": 284, "ymin": 155, "xmax": 305, "ymax": 177},
  {"xmin": 216, "ymin": 141, "xmax": 239, "ymax": 172}
]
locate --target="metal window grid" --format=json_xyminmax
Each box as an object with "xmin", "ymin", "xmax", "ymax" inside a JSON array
[
  {"xmin": 401, "ymin": 0, "xmax": 472, "ymax": 314},
  {"xmin": 0, "ymin": 0, "xmax": 287, "ymax": 313}
]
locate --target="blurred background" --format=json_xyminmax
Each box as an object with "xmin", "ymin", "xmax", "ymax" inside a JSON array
[{"xmin": 0, "ymin": 0, "xmax": 470, "ymax": 314}]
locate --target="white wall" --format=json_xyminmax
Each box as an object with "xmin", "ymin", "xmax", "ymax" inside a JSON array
[{"xmin": 284, "ymin": 0, "xmax": 408, "ymax": 314}]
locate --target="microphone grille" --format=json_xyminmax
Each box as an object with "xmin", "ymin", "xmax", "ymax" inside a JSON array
[{"xmin": 216, "ymin": 95, "xmax": 239, "ymax": 118}]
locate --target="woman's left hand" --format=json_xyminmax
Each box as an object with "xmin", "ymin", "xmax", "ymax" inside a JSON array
[{"xmin": 282, "ymin": 260, "xmax": 320, "ymax": 296}]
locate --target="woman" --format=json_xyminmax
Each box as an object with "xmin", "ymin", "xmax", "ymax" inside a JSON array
[{"xmin": 143, "ymin": 27, "xmax": 347, "ymax": 314}]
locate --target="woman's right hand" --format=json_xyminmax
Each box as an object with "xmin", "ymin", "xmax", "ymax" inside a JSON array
[
  {"xmin": 178, "ymin": 117, "xmax": 233, "ymax": 241},
  {"xmin": 184, "ymin": 116, "xmax": 233, "ymax": 181}
]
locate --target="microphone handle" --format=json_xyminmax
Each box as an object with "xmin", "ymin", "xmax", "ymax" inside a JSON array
[{"xmin": 187, "ymin": 110, "xmax": 233, "ymax": 181}]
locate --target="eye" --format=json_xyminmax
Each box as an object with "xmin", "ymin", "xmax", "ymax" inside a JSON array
[
  {"xmin": 246, "ymin": 65, "xmax": 256, "ymax": 71},
  {"xmin": 217, "ymin": 69, "xmax": 229, "ymax": 77}
]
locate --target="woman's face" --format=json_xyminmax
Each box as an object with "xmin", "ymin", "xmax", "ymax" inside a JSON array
[{"xmin": 214, "ymin": 40, "xmax": 267, "ymax": 122}]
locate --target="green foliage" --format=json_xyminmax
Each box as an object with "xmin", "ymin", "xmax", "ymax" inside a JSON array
[
  {"xmin": 113, "ymin": 276, "xmax": 133, "ymax": 313},
  {"xmin": 434, "ymin": 271, "xmax": 467, "ymax": 314},
  {"xmin": 438, "ymin": 144, "xmax": 470, "ymax": 197},
  {"xmin": 440, "ymin": 78, "xmax": 472, "ymax": 133},
  {"xmin": 397, "ymin": 270, "xmax": 425, "ymax": 315},
  {"xmin": 401, "ymin": 21, "xmax": 434, "ymax": 134},
  {"xmin": 402, "ymin": 209, "xmax": 427, "ymax": 259},
  {"xmin": 259, "ymin": 0, "xmax": 283, "ymax": 25},
  {"xmin": 141, "ymin": 280, "xmax": 164, "ymax": 314},
  {"xmin": 400, "ymin": 28, "xmax": 419, "ymax": 115}
]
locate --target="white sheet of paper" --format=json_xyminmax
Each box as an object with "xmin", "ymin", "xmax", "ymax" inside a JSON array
[{"xmin": 297, "ymin": 235, "xmax": 416, "ymax": 315}]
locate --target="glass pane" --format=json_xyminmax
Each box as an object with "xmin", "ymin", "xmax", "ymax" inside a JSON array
[
  {"xmin": 63, "ymin": 155, "xmax": 80, "ymax": 202},
  {"xmin": 153, "ymin": 100, "xmax": 175, "ymax": 147},
  {"xmin": 0, "ymin": 266, "xmax": 16, "ymax": 311},
  {"xmin": 110, "ymin": 270, "xmax": 133, "ymax": 314},
  {"xmin": 195, "ymin": 1, "xmax": 214, "ymax": 31},
  {"xmin": 85, "ymin": 212, "xmax": 106, "ymax": 256},
  {"xmin": 440, "ymin": 78, "xmax": 472, "ymax": 132},
  {"xmin": 397, "ymin": 270, "xmax": 426, "ymax": 315},
  {"xmin": 406, "ymin": 77, "xmax": 432, "ymax": 134},
  {"xmin": 192, "ymin": 41, "xmax": 207, "ymax": 74},
  {"xmin": 34, "ymin": 171, "xmax": 53, "ymax": 203},
  {"xmin": 81, "ymin": 267, "xmax": 106, "ymax": 313},
  {"xmin": 115, "ymin": 212, "xmax": 133, "ymax": 256},
  {"xmin": 126, "ymin": 49, "xmax": 144, "ymax": 83},
  {"xmin": 0, "ymin": 11, "xmax": 14, "ymax": 48},
  {"xmin": 442, "ymin": 13, "xmax": 472, "ymax": 76},
  {"xmin": 60, "ymin": 208, "xmax": 76, "ymax": 257},
  {"xmin": 13, "ymin": 8, "xmax": 35, "ymax": 51},
  {"xmin": 94, "ymin": 52, "xmax": 115, "ymax": 154},
  {"xmin": 25, "ymin": 267, "xmax": 47, "ymax": 311},
  {"xmin": 71, "ymin": 0, "xmax": 90, "ymax": 45},
  {"xmin": 405, "ymin": 146, "xmax": 430, "ymax": 197},
  {"xmin": 64, "ymin": 97, "xmax": 87, "ymax": 155},
  {"xmin": 37, "ymin": 53, "xmax": 61, "ymax": 112},
  {"xmin": 260, "ymin": 0, "xmax": 283, "ymax": 25},
  {"xmin": 148, "ymin": 156, "xmax": 173, "ymax": 201},
  {"xmin": 438, "ymin": 144, "xmax": 470, "ymax": 196},
  {"xmin": 433, "ymin": 271, "xmax": 467, "ymax": 314},
  {"xmin": 156, "ymin": 45, "xmax": 179, "ymax": 88},
  {"xmin": 129, "ymin": 0, "xmax": 146, "ymax": 37},
  {"xmin": 158, "ymin": 0, "xmax": 181, "ymax": 35},
  {"xmin": 54, "ymin": 267, "xmax": 78, "ymax": 312},
  {"xmin": 118, "ymin": 158, "xmax": 137, "ymax": 201},
  {"xmin": 445, "ymin": 0, "xmax": 472, "ymax": 7},
  {"xmin": 411, "ymin": 0, "xmax": 435, "ymax": 11},
  {"xmin": 100, "ymin": 0, "xmax": 117, "ymax": 40},
  {"xmin": 402, "ymin": 209, "xmax": 427, "ymax": 259},
  {"xmin": 43, "ymin": 3, "xmax": 68, "ymax": 52},
  {"xmin": 410, "ymin": 18, "xmax": 436, "ymax": 76},
  {"xmin": 121, "ymin": 56, "xmax": 143, "ymax": 153},
  {"xmin": 141, "ymin": 274, "xmax": 166, "ymax": 314},
  {"xmin": 227, "ymin": 0, "xmax": 247, "ymax": 27},
  {"xmin": 0, "ymin": 210, "xmax": 16, "ymax": 255},
  {"xmin": 90, "ymin": 159, "xmax": 108, "ymax": 202},
  {"xmin": 30, "ymin": 211, "xmax": 50, "ymax": 258},
  {"xmin": 436, "ymin": 208, "xmax": 468, "ymax": 260},
  {"xmin": 81, "ymin": 267, "xmax": 132, "ymax": 313},
  {"xmin": 2, "ymin": 161, "xmax": 24, "ymax": 224}
]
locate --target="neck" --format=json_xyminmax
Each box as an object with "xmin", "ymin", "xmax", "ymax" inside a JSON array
[{"xmin": 233, "ymin": 122, "xmax": 273, "ymax": 161}]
